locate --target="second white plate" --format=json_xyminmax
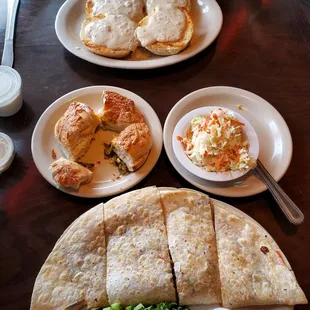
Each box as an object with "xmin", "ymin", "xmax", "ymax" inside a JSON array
[
  {"xmin": 55, "ymin": 0, "xmax": 223, "ymax": 69},
  {"xmin": 163, "ymin": 87, "xmax": 293, "ymax": 198},
  {"xmin": 31, "ymin": 86, "xmax": 163, "ymax": 198}
]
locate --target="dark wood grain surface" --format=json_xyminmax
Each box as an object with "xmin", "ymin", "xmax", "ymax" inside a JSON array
[{"xmin": 0, "ymin": 0, "xmax": 310, "ymax": 309}]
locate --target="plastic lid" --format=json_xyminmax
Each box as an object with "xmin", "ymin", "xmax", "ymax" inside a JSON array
[
  {"xmin": 0, "ymin": 66, "xmax": 22, "ymax": 108},
  {"xmin": 0, "ymin": 133, "xmax": 15, "ymax": 173}
]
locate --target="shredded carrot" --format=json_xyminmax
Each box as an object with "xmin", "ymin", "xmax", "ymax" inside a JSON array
[
  {"xmin": 216, "ymin": 153, "xmax": 225, "ymax": 170},
  {"xmin": 231, "ymin": 119, "xmax": 245, "ymax": 127},
  {"xmin": 177, "ymin": 136, "xmax": 187, "ymax": 149}
]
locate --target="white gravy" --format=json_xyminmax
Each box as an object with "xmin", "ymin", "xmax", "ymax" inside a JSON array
[
  {"xmin": 92, "ymin": 0, "xmax": 145, "ymax": 23},
  {"xmin": 136, "ymin": 5, "xmax": 186, "ymax": 46},
  {"xmin": 146, "ymin": 0, "xmax": 189, "ymax": 15},
  {"xmin": 84, "ymin": 14, "xmax": 139, "ymax": 51}
]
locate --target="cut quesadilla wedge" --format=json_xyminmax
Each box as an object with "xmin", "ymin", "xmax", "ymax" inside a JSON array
[
  {"xmin": 30, "ymin": 203, "xmax": 108, "ymax": 310},
  {"xmin": 104, "ymin": 187, "xmax": 177, "ymax": 305},
  {"xmin": 214, "ymin": 201, "xmax": 308, "ymax": 308},
  {"xmin": 160, "ymin": 189, "xmax": 222, "ymax": 305}
]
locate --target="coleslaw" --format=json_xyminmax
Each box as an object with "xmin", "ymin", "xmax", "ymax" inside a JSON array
[{"xmin": 177, "ymin": 108, "xmax": 256, "ymax": 172}]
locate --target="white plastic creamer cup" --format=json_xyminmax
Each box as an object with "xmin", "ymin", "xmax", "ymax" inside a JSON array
[
  {"xmin": 0, "ymin": 133, "xmax": 15, "ymax": 173},
  {"xmin": 0, "ymin": 66, "xmax": 23, "ymax": 117}
]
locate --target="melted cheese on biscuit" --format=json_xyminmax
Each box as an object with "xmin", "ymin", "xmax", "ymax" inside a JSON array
[
  {"xmin": 92, "ymin": 0, "xmax": 144, "ymax": 23},
  {"xmin": 84, "ymin": 14, "xmax": 139, "ymax": 51},
  {"xmin": 136, "ymin": 5, "xmax": 186, "ymax": 46}
]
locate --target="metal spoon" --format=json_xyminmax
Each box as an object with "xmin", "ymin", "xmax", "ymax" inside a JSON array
[{"xmin": 252, "ymin": 159, "xmax": 304, "ymax": 225}]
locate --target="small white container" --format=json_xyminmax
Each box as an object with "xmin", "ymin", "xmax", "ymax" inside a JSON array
[
  {"xmin": 0, "ymin": 66, "xmax": 23, "ymax": 117},
  {"xmin": 0, "ymin": 132, "xmax": 15, "ymax": 173}
]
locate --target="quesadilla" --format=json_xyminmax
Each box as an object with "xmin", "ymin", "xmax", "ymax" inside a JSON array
[
  {"xmin": 30, "ymin": 204, "xmax": 108, "ymax": 310},
  {"xmin": 213, "ymin": 201, "xmax": 308, "ymax": 308},
  {"xmin": 104, "ymin": 187, "xmax": 177, "ymax": 305},
  {"xmin": 160, "ymin": 189, "xmax": 222, "ymax": 305}
]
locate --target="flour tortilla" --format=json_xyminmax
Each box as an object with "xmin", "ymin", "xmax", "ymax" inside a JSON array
[
  {"xmin": 160, "ymin": 189, "xmax": 222, "ymax": 305},
  {"xmin": 30, "ymin": 203, "xmax": 108, "ymax": 310},
  {"xmin": 104, "ymin": 186, "xmax": 176, "ymax": 305},
  {"xmin": 213, "ymin": 201, "xmax": 308, "ymax": 308}
]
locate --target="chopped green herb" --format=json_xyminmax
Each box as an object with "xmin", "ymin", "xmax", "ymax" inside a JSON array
[
  {"xmin": 104, "ymin": 143, "xmax": 128, "ymax": 175},
  {"xmin": 104, "ymin": 143, "xmax": 114, "ymax": 158}
]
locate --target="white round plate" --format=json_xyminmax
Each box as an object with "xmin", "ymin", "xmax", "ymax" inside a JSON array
[
  {"xmin": 55, "ymin": 0, "xmax": 223, "ymax": 69},
  {"xmin": 31, "ymin": 86, "xmax": 162, "ymax": 198},
  {"xmin": 172, "ymin": 106, "xmax": 259, "ymax": 182},
  {"xmin": 164, "ymin": 87, "xmax": 293, "ymax": 197}
]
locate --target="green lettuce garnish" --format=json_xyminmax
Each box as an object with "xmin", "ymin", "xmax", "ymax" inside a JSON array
[{"xmin": 91, "ymin": 302, "xmax": 189, "ymax": 310}]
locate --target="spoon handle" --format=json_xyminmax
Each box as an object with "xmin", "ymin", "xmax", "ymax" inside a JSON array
[
  {"xmin": 253, "ymin": 159, "xmax": 304, "ymax": 225},
  {"xmin": 1, "ymin": 0, "xmax": 20, "ymax": 67}
]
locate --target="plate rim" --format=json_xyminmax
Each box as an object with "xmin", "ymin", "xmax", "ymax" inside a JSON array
[
  {"xmin": 54, "ymin": 0, "xmax": 223, "ymax": 69},
  {"xmin": 163, "ymin": 86, "xmax": 293, "ymax": 198},
  {"xmin": 31, "ymin": 85, "xmax": 163, "ymax": 198}
]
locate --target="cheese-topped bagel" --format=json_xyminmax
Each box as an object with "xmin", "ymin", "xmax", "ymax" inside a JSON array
[
  {"xmin": 97, "ymin": 90, "xmax": 145, "ymax": 132},
  {"xmin": 80, "ymin": 15, "xmax": 139, "ymax": 59},
  {"xmin": 50, "ymin": 158, "xmax": 93, "ymax": 190},
  {"xmin": 54, "ymin": 102, "xmax": 100, "ymax": 161},
  {"xmin": 111, "ymin": 123, "xmax": 153, "ymax": 172},
  {"xmin": 146, "ymin": 0, "xmax": 191, "ymax": 15},
  {"xmin": 85, "ymin": 0, "xmax": 144, "ymax": 23},
  {"xmin": 135, "ymin": 5, "xmax": 193, "ymax": 56}
]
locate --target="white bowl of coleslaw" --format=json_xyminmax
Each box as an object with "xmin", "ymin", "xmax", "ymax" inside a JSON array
[{"xmin": 172, "ymin": 106, "xmax": 259, "ymax": 182}]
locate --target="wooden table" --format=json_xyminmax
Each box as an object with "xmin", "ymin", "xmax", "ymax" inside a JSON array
[{"xmin": 0, "ymin": 0, "xmax": 309, "ymax": 309}]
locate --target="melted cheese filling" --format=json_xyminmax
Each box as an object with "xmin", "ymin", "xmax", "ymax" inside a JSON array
[
  {"xmin": 146, "ymin": 0, "xmax": 188, "ymax": 14},
  {"xmin": 84, "ymin": 15, "xmax": 138, "ymax": 51},
  {"xmin": 92, "ymin": 0, "xmax": 144, "ymax": 23},
  {"xmin": 136, "ymin": 5, "xmax": 186, "ymax": 46}
]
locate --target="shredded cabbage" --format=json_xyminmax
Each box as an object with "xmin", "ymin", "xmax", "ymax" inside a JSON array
[{"xmin": 178, "ymin": 108, "xmax": 256, "ymax": 172}]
